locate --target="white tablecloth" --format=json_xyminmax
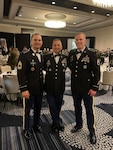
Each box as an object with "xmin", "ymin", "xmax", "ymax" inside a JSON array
[{"xmin": 0, "ymin": 69, "xmax": 18, "ymax": 100}]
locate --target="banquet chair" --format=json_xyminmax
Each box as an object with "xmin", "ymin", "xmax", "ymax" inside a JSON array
[
  {"xmin": 3, "ymin": 75, "xmax": 21, "ymax": 107},
  {"xmin": 1, "ymin": 65, "xmax": 11, "ymax": 73},
  {"xmin": 102, "ymin": 71, "xmax": 113, "ymax": 93}
]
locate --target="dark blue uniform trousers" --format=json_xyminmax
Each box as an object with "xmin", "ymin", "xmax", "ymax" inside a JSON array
[
  {"xmin": 23, "ymin": 95, "xmax": 42, "ymax": 131},
  {"xmin": 47, "ymin": 94, "xmax": 63, "ymax": 126},
  {"xmin": 72, "ymin": 93, "xmax": 95, "ymax": 134}
]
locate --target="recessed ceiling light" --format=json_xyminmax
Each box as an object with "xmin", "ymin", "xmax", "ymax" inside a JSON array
[
  {"xmin": 19, "ymin": 14, "xmax": 22, "ymax": 17},
  {"xmin": 107, "ymin": 13, "xmax": 110, "ymax": 17},
  {"xmin": 35, "ymin": 17, "xmax": 38, "ymax": 19},
  {"xmin": 91, "ymin": 10, "xmax": 95, "ymax": 13},
  {"xmin": 73, "ymin": 22, "xmax": 76, "ymax": 24},
  {"xmin": 73, "ymin": 6, "xmax": 77, "ymax": 9},
  {"xmin": 52, "ymin": 1, "xmax": 55, "ymax": 5}
]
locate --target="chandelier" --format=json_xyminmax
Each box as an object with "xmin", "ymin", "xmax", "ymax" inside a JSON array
[
  {"xmin": 93, "ymin": 0, "xmax": 113, "ymax": 8},
  {"xmin": 44, "ymin": 13, "xmax": 66, "ymax": 29}
]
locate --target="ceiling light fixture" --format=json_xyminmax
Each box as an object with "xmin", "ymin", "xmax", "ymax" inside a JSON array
[
  {"xmin": 45, "ymin": 20, "xmax": 66, "ymax": 28},
  {"xmin": 107, "ymin": 13, "xmax": 110, "ymax": 17},
  {"xmin": 52, "ymin": 1, "xmax": 55, "ymax": 5},
  {"xmin": 73, "ymin": 6, "xmax": 77, "ymax": 9},
  {"xmin": 92, "ymin": 0, "xmax": 113, "ymax": 8},
  {"xmin": 91, "ymin": 10, "xmax": 95, "ymax": 13}
]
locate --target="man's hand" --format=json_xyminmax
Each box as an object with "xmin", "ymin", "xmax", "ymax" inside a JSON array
[
  {"xmin": 88, "ymin": 89, "xmax": 96, "ymax": 96},
  {"xmin": 22, "ymin": 90, "xmax": 30, "ymax": 99}
]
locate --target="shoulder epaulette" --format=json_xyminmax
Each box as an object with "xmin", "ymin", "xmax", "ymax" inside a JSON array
[
  {"xmin": 88, "ymin": 48, "xmax": 96, "ymax": 53},
  {"xmin": 22, "ymin": 49, "xmax": 30, "ymax": 54},
  {"xmin": 43, "ymin": 52, "xmax": 52, "ymax": 56},
  {"xmin": 69, "ymin": 49, "xmax": 76, "ymax": 54},
  {"xmin": 61, "ymin": 53, "xmax": 68, "ymax": 57}
]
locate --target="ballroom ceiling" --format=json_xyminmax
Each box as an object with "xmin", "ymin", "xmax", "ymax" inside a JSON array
[{"xmin": 1, "ymin": 0, "xmax": 113, "ymax": 35}]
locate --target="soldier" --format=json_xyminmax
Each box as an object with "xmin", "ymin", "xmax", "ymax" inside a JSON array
[
  {"xmin": 17, "ymin": 33, "xmax": 43, "ymax": 139},
  {"xmin": 44, "ymin": 38, "xmax": 67, "ymax": 132},
  {"xmin": 68, "ymin": 32, "xmax": 100, "ymax": 144}
]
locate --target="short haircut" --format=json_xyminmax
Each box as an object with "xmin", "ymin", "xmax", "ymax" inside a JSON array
[
  {"xmin": 74, "ymin": 32, "xmax": 86, "ymax": 39},
  {"xmin": 52, "ymin": 38, "xmax": 62, "ymax": 43},
  {"xmin": 31, "ymin": 33, "xmax": 42, "ymax": 40}
]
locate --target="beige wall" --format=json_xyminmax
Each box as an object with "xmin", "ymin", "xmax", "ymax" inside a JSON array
[
  {"xmin": 0, "ymin": 24, "xmax": 21, "ymax": 33},
  {"xmin": 85, "ymin": 25, "xmax": 113, "ymax": 51},
  {"xmin": 0, "ymin": 24, "xmax": 74, "ymax": 37}
]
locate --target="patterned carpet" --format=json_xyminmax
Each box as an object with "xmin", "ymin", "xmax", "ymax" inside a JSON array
[{"xmin": 0, "ymin": 92, "xmax": 113, "ymax": 150}]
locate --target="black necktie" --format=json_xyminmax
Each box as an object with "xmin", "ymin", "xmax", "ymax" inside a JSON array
[
  {"xmin": 77, "ymin": 51, "xmax": 82, "ymax": 54},
  {"xmin": 36, "ymin": 51, "xmax": 41, "ymax": 54}
]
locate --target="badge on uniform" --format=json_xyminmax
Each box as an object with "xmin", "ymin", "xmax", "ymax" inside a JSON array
[
  {"xmin": 17, "ymin": 61, "xmax": 22, "ymax": 70},
  {"xmin": 83, "ymin": 65, "xmax": 87, "ymax": 69},
  {"xmin": 30, "ymin": 59, "xmax": 36, "ymax": 65},
  {"xmin": 31, "ymin": 67, "xmax": 35, "ymax": 71},
  {"xmin": 81, "ymin": 55, "xmax": 90, "ymax": 63},
  {"xmin": 46, "ymin": 60, "xmax": 51, "ymax": 67},
  {"xmin": 61, "ymin": 58, "xmax": 67, "ymax": 67},
  {"xmin": 97, "ymin": 59, "xmax": 100, "ymax": 65}
]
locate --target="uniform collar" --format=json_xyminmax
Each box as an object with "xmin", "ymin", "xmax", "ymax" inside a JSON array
[
  {"xmin": 31, "ymin": 47, "xmax": 42, "ymax": 54},
  {"xmin": 53, "ymin": 52, "xmax": 61, "ymax": 56},
  {"xmin": 77, "ymin": 46, "xmax": 86, "ymax": 53}
]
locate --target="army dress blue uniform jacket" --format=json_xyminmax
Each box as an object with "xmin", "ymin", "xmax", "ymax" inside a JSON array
[
  {"xmin": 44, "ymin": 53, "xmax": 67, "ymax": 96},
  {"xmin": 67, "ymin": 47, "xmax": 100, "ymax": 94},
  {"xmin": 17, "ymin": 48, "xmax": 43, "ymax": 95}
]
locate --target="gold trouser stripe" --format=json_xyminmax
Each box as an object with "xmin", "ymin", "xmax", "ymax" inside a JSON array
[
  {"xmin": 23, "ymin": 98, "xmax": 25, "ymax": 130},
  {"xmin": 92, "ymin": 96, "xmax": 96, "ymax": 132}
]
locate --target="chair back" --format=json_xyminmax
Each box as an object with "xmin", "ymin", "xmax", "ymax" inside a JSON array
[
  {"xmin": 102, "ymin": 71, "xmax": 113, "ymax": 85},
  {"xmin": 3, "ymin": 75, "xmax": 19, "ymax": 94},
  {"xmin": 1, "ymin": 65, "xmax": 11, "ymax": 73}
]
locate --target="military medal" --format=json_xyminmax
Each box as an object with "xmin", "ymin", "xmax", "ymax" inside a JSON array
[{"xmin": 31, "ymin": 67, "xmax": 35, "ymax": 71}]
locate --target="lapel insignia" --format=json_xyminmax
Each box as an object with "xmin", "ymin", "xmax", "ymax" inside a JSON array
[{"xmin": 32, "ymin": 53, "xmax": 35, "ymax": 56}]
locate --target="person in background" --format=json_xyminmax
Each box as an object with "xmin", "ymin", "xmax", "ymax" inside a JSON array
[
  {"xmin": 17, "ymin": 33, "xmax": 43, "ymax": 139},
  {"xmin": 22, "ymin": 46, "xmax": 28, "ymax": 53},
  {"xmin": 7, "ymin": 48, "xmax": 20, "ymax": 70},
  {"xmin": 68, "ymin": 32, "xmax": 100, "ymax": 144},
  {"xmin": 44, "ymin": 38, "xmax": 67, "ymax": 132},
  {"xmin": 0, "ymin": 38, "xmax": 8, "ymax": 55},
  {"xmin": 8, "ymin": 46, "xmax": 14, "ymax": 54}
]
